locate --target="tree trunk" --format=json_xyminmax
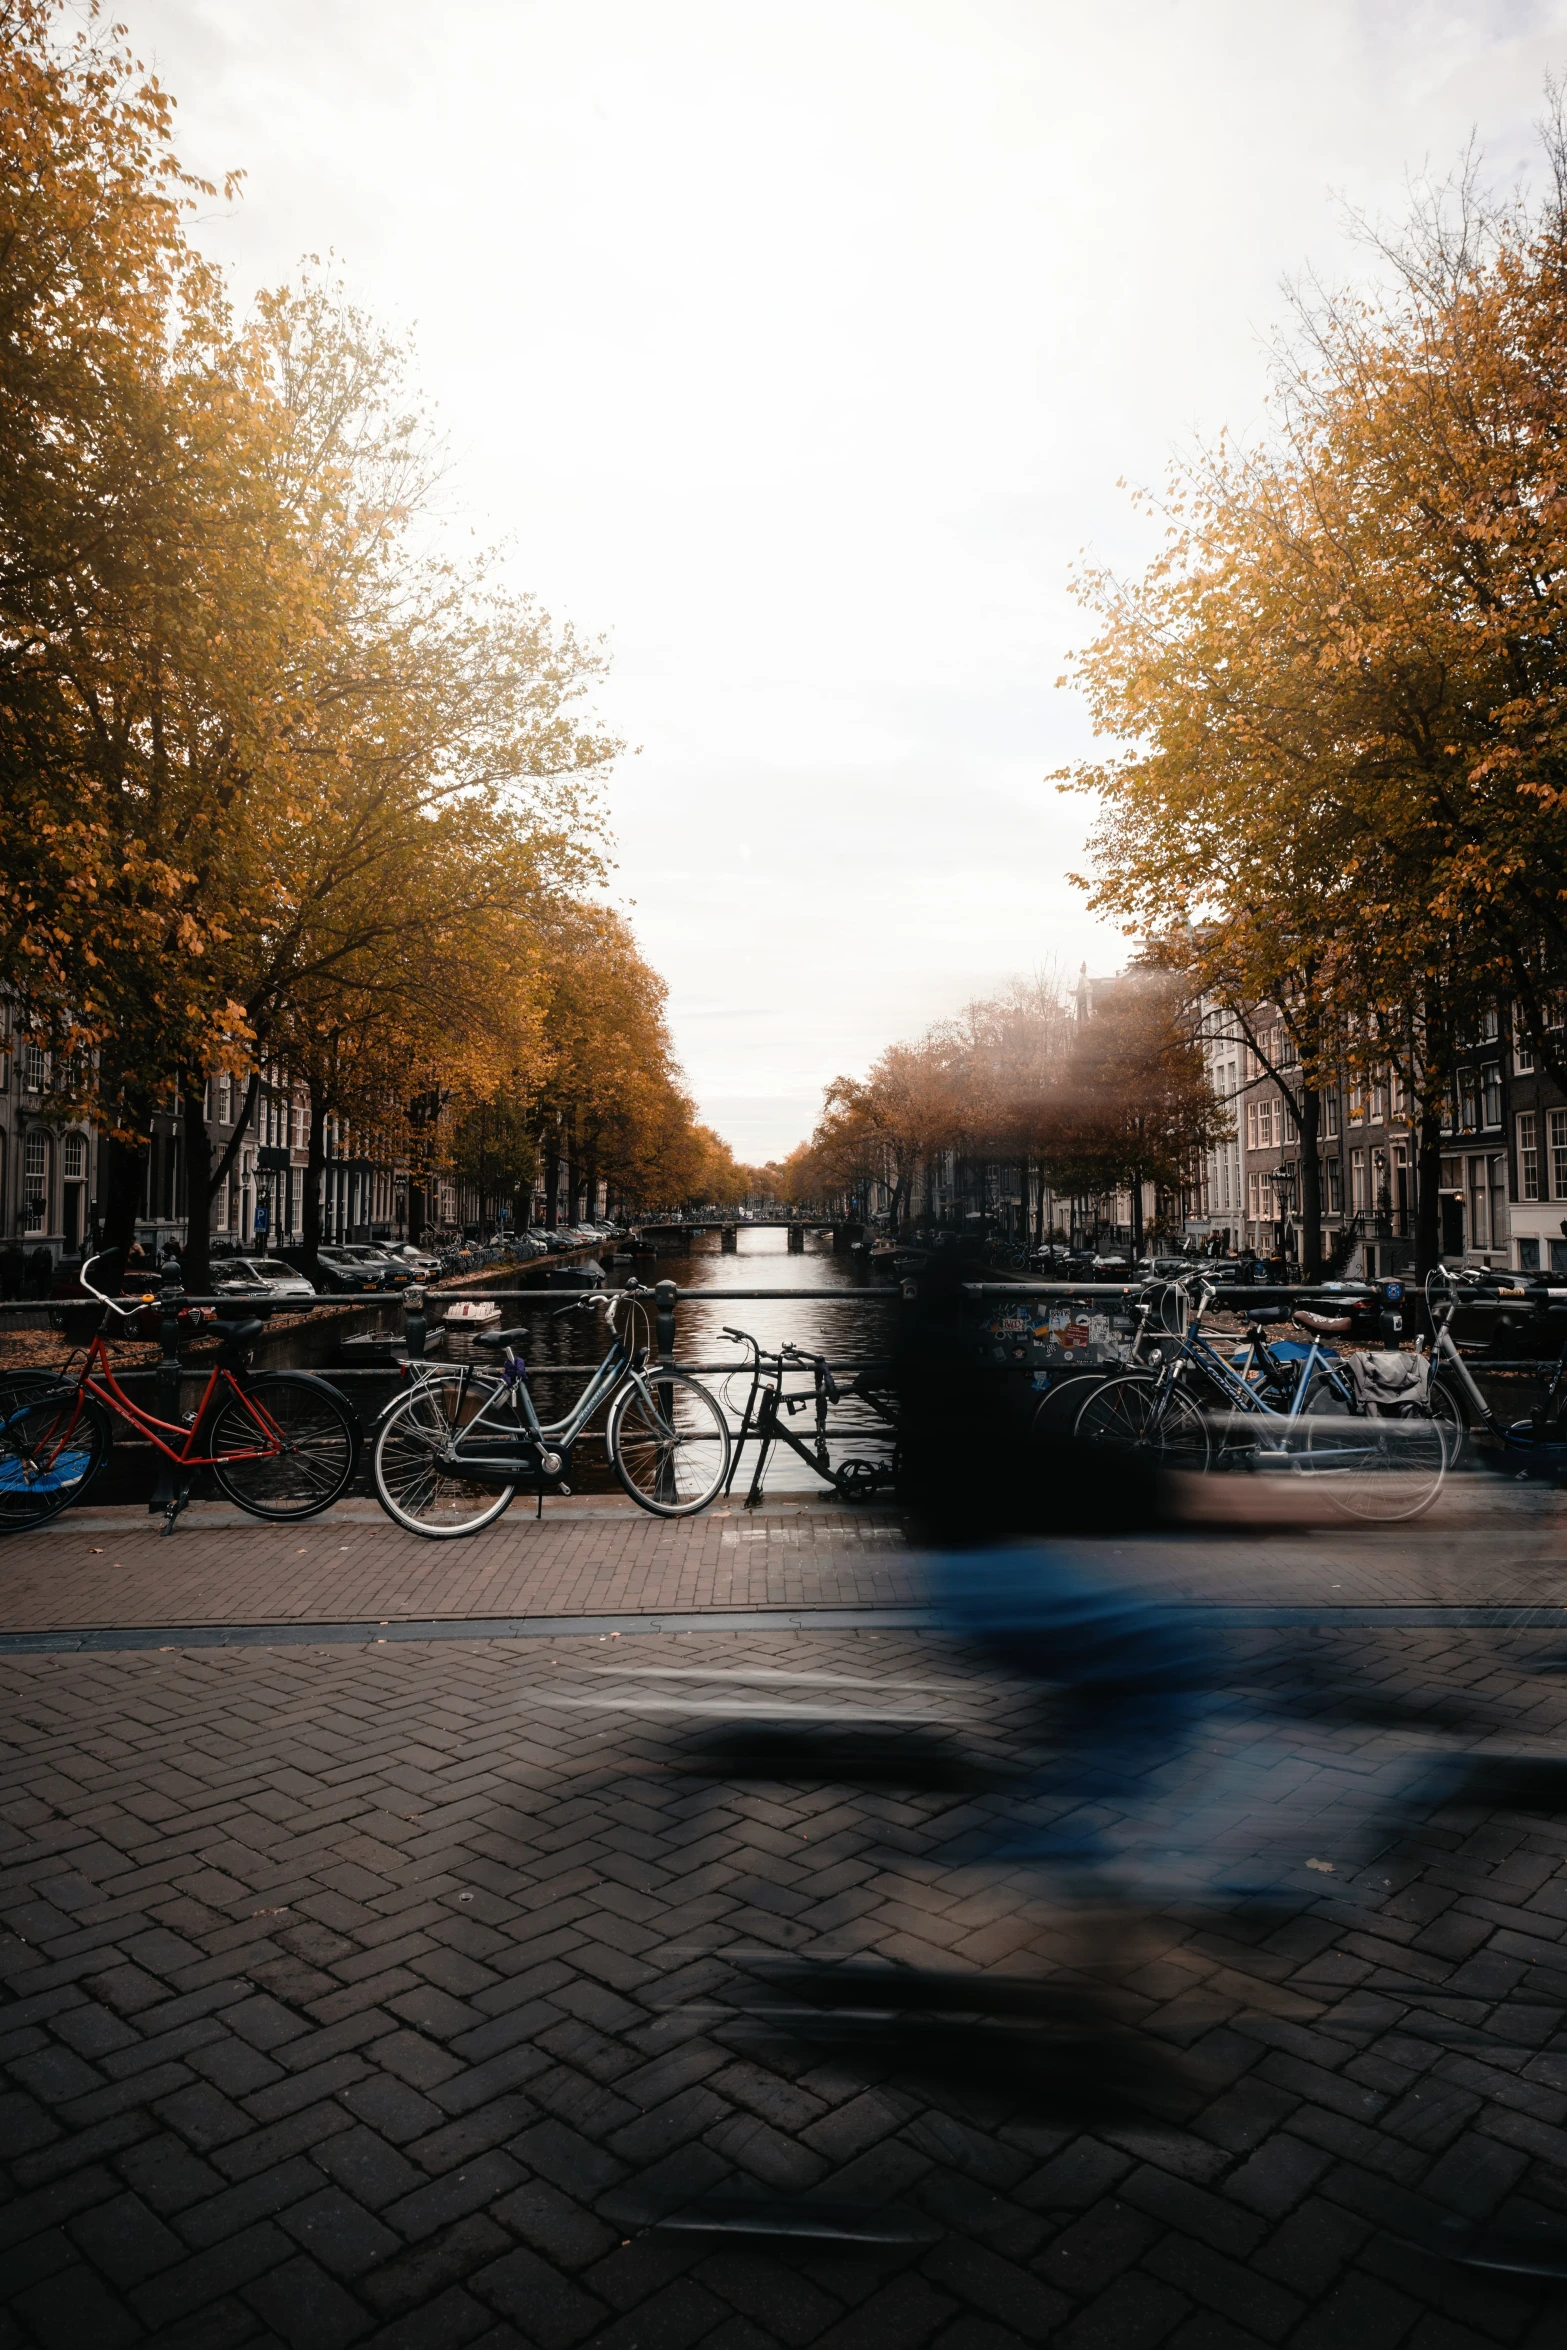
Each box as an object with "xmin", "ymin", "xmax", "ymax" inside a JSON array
[
  {"xmin": 1129, "ymin": 1171, "xmax": 1145, "ymax": 1257},
  {"xmin": 100, "ymin": 1125, "xmax": 150, "ymax": 1271},
  {"xmin": 180, "ymin": 1071, "xmax": 213, "ymax": 1293},
  {"xmin": 302, "ymin": 1085, "xmax": 329, "ymax": 1282},
  {"xmin": 1298, "ymin": 1086, "xmax": 1323, "ymax": 1280},
  {"xmin": 1415, "ymin": 1103, "xmax": 1443, "ymax": 1278},
  {"xmin": 543, "ymin": 1126, "xmax": 561, "ymax": 1227}
]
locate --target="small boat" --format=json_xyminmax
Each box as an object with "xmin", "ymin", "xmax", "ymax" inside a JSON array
[{"xmin": 441, "ymin": 1298, "xmax": 502, "ymax": 1326}]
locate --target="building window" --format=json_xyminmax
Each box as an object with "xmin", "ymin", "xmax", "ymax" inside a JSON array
[
  {"xmin": 1371, "ymin": 1075, "xmax": 1387, "ymax": 1122},
  {"xmin": 1520, "ymin": 1112, "xmax": 1540, "ymax": 1201},
  {"xmin": 1481, "ymin": 1006, "xmax": 1501, "ymax": 1042},
  {"xmin": 1460, "ymin": 1074, "xmax": 1479, "ymax": 1131},
  {"xmin": 1482, "ymin": 1066, "xmax": 1502, "ymax": 1128},
  {"xmin": 1468, "ymin": 1154, "xmax": 1503, "ymax": 1252},
  {"xmin": 1520, "ymin": 1236, "xmax": 1541, "ymax": 1272},
  {"xmin": 23, "ymin": 1042, "xmax": 45, "ymax": 1093},
  {"xmin": 1351, "ymin": 1149, "xmax": 1366, "ymax": 1212},
  {"xmin": 1324, "ymin": 1157, "xmax": 1342, "ymax": 1214},
  {"xmin": 1349, "ymin": 1084, "xmax": 1366, "ymax": 1126},
  {"xmin": 1552, "ymin": 1109, "xmax": 1567, "ymax": 1200},
  {"xmin": 1516, "ymin": 1013, "xmax": 1535, "ymax": 1074},
  {"xmin": 23, "ymin": 1132, "xmax": 47, "ymax": 1231},
  {"xmin": 1322, "ymin": 1092, "xmax": 1339, "ymax": 1140},
  {"xmin": 1372, "ymin": 1147, "xmax": 1389, "ymax": 1212},
  {"xmin": 1245, "ymin": 1100, "xmax": 1257, "ymax": 1151},
  {"xmin": 63, "ymin": 1133, "xmax": 85, "ymax": 1180}
]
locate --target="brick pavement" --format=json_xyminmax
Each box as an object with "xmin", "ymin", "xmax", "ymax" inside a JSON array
[
  {"xmin": 6, "ymin": 1621, "xmax": 1567, "ymax": 2346},
  {"xmin": 0, "ymin": 1484, "xmax": 1564, "ymax": 1635},
  {"xmin": 0, "ymin": 1507, "xmax": 919, "ymax": 1635}
]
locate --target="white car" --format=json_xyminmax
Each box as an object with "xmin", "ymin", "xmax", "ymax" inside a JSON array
[{"xmin": 212, "ymin": 1257, "xmax": 317, "ymax": 1301}]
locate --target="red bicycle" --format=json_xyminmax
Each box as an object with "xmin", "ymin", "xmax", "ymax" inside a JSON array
[{"xmin": 0, "ymin": 1257, "xmax": 359, "ymax": 1533}]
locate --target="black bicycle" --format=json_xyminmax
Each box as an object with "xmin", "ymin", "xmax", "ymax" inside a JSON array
[{"xmin": 720, "ymin": 1328, "xmax": 899, "ymax": 1506}]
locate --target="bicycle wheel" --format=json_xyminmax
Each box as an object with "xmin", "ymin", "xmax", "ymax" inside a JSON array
[
  {"xmin": 608, "ymin": 1370, "xmax": 732, "ymax": 1516},
  {"xmin": 1428, "ymin": 1373, "xmax": 1468, "ymax": 1470},
  {"xmin": 372, "ymin": 1376, "xmax": 518, "ymax": 1538},
  {"xmin": 1073, "ymin": 1374, "xmax": 1210, "ymax": 1471},
  {"xmin": 1302, "ymin": 1401, "xmax": 1448, "ymax": 1522},
  {"xmin": 210, "ymin": 1373, "xmax": 358, "ymax": 1521},
  {"xmin": 0, "ymin": 1389, "xmax": 109, "ymax": 1530}
]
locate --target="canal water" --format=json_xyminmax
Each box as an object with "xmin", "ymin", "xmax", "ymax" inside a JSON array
[{"xmin": 463, "ymin": 1228, "xmax": 900, "ymax": 1499}]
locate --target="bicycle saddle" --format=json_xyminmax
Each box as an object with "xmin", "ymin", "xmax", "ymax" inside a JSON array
[
  {"xmin": 1294, "ymin": 1309, "xmax": 1354, "ymax": 1334},
  {"xmin": 472, "ymin": 1327, "xmax": 529, "ymax": 1349},
  {"xmin": 1241, "ymin": 1309, "xmax": 1291, "ymax": 1327},
  {"xmin": 215, "ymin": 1319, "xmax": 265, "ymax": 1350}
]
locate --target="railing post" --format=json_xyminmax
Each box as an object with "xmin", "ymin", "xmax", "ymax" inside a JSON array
[
  {"xmin": 148, "ymin": 1269, "xmax": 186, "ymax": 1516},
  {"xmin": 653, "ymin": 1279, "xmax": 678, "ymax": 1366},
  {"xmin": 403, "ymin": 1285, "xmax": 427, "ymax": 1362}
]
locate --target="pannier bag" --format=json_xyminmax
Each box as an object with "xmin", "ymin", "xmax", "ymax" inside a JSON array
[{"xmin": 1342, "ymin": 1350, "xmax": 1432, "ymax": 1418}]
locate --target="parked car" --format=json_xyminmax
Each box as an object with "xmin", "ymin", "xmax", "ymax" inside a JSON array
[
  {"xmin": 212, "ymin": 1257, "xmax": 318, "ymax": 1302},
  {"xmin": 390, "ymin": 1244, "xmax": 443, "ymax": 1277},
  {"xmin": 352, "ymin": 1247, "xmax": 415, "ymax": 1288},
  {"xmin": 314, "ymin": 1247, "xmax": 392, "ymax": 1294}
]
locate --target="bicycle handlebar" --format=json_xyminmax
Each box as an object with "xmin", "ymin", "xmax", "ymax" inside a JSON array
[{"xmin": 76, "ymin": 1254, "xmax": 157, "ymax": 1320}]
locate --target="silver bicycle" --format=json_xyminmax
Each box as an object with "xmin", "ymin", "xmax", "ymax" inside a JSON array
[{"xmin": 371, "ymin": 1288, "xmax": 730, "ymax": 1536}]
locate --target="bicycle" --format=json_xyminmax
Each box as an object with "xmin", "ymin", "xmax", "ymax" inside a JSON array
[
  {"xmin": 719, "ymin": 1328, "xmax": 900, "ymax": 1507},
  {"xmin": 1416, "ymin": 1266, "xmax": 1567, "ymax": 1472},
  {"xmin": 0, "ymin": 1257, "xmax": 360, "ymax": 1534},
  {"xmin": 370, "ymin": 1287, "xmax": 730, "ymax": 1535},
  {"xmin": 1073, "ymin": 1274, "xmax": 1450, "ymax": 1520}
]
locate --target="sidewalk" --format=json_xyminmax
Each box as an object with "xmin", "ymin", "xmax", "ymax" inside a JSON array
[{"xmin": 0, "ymin": 1483, "xmax": 1563, "ymax": 1635}]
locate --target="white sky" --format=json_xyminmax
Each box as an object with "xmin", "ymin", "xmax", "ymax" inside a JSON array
[{"xmin": 132, "ymin": 0, "xmax": 1567, "ymax": 1160}]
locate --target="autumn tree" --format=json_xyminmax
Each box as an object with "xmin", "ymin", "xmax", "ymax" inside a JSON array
[{"xmin": 1058, "ymin": 119, "xmax": 1567, "ymax": 1272}]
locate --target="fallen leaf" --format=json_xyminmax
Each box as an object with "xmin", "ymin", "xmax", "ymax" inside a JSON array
[{"xmin": 1306, "ymin": 1858, "xmax": 1335, "ymax": 1874}]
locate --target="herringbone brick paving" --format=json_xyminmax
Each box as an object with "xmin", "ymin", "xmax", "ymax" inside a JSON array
[{"xmin": 5, "ymin": 1621, "xmax": 1567, "ymax": 2346}]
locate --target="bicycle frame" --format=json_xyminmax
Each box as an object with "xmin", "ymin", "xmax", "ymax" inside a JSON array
[
  {"xmin": 1423, "ymin": 1277, "xmax": 1567, "ymax": 1450},
  {"xmin": 721, "ymin": 1337, "xmax": 896, "ymax": 1506},
  {"xmin": 33, "ymin": 1331, "xmax": 293, "ymax": 1471},
  {"xmin": 420, "ymin": 1295, "xmax": 678, "ymax": 1483},
  {"xmin": 1140, "ymin": 1283, "xmax": 1360, "ymax": 1458}
]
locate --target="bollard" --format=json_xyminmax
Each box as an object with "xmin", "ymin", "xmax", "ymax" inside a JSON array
[
  {"xmin": 788, "ymin": 1224, "xmax": 805, "ymax": 1253},
  {"xmin": 721, "ymin": 1225, "xmax": 738, "ymax": 1253},
  {"xmin": 403, "ymin": 1286, "xmax": 427, "ymax": 1361},
  {"xmin": 148, "ymin": 1270, "xmax": 187, "ymax": 1516}
]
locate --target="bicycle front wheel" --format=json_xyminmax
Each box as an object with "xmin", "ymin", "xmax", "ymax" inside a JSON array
[
  {"xmin": 211, "ymin": 1373, "xmax": 359, "ymax": 1520},
  {"xmin": 1073, "ymin": 1374, "xmax": 1210, "ymax": 1472},
  {"xmin": 608, "ymin": 1370, "xmax": 731, "ymax": 1516},
  {"xmin": 0, "ymin": 1389, "xmax": 109, "ymax": 1530},
  {"xmin": 1302, "ymin": 1404, "xmax": 1448, "ymax": 1522},
  {"xmin": 373, "ymin": 1376, "xmax": 517, "ymax": 1538}
]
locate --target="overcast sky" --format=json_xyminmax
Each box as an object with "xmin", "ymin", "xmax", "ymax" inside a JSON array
[{"xmin": 132, "ymin": 0, "xmax": 1567, "ymax": 1159}]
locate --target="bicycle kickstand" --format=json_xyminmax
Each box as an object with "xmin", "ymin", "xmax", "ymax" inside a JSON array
[{"xmin": 161, "ymin": 1479, "xmax": 192, "ymax": 1537}]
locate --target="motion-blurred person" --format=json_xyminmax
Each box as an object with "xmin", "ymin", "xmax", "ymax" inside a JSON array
[{"xmin": 897, "ymin": 1252, "xmax": 1221, "ymax": 1892}]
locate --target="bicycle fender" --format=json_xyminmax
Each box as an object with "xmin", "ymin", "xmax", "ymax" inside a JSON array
[{"xmin": 247, "ymin": 1367, "xmax": 365, "ymax": 1449}]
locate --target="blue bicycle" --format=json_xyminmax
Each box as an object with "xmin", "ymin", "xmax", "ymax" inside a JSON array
[{"xmin": 1073, "ymin": 1275, "xmax": 1450, "ymax": 1520}]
